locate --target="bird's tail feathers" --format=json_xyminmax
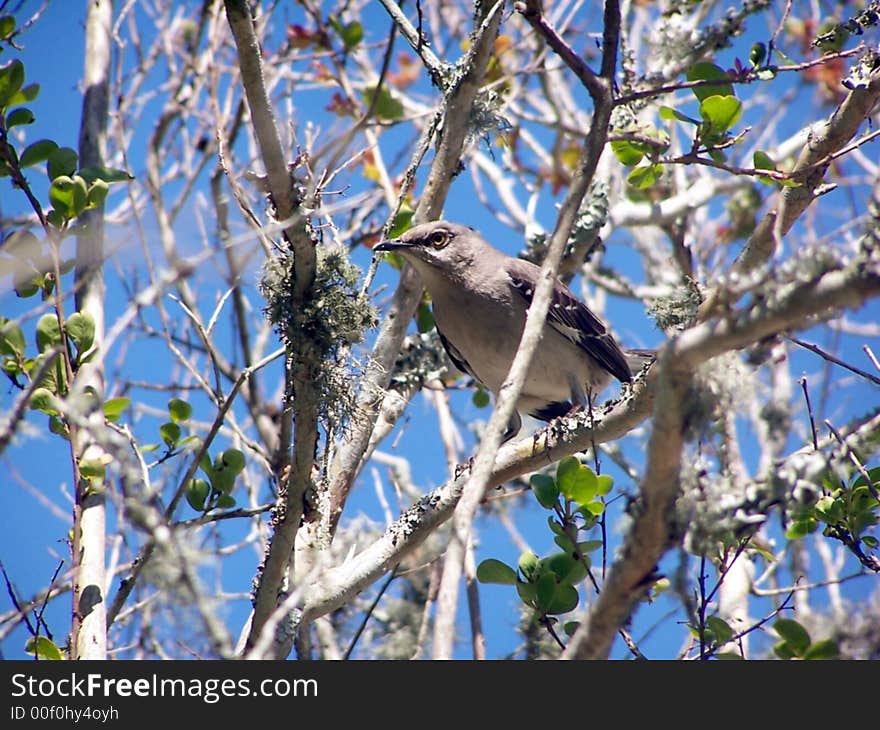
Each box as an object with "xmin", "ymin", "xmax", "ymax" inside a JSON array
[{"xmin": 624, "ymin": 348, "xmax": 657, "ymax": 375}]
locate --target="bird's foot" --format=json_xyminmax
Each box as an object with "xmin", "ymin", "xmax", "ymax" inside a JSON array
[{"xmin": 454, "ymin": 456, "xmax": 474, "ymax": 480}]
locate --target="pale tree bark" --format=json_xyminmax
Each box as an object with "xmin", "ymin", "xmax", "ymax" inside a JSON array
[
  {"xmin": 563, "ymin": 252, "xmax": 880, "ymax": 659},
  {"xmin": 70, "ymin": 0, "xmax": 113, "ymax": 661},
  {"xmin": 222, "ymin": 0, "xmax": 321, "ymax": 655}
]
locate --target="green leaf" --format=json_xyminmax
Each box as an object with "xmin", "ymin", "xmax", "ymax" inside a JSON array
[
  {"xmin": 515, "ymin": 579, "xmax": 537, "ymax": 604},
  {"xmin": 472, "ymin": 387, "xmax": 490, "ymax": 409},
  {"xmin": 543, "ymin": 552, "xmax": 576, "ymax": 583},
  {"xmin": 651, "ymin": 577, "xmax": 671, "ymax": 595},
  {"xmin": 0, "ymin": 317, "xmax": 25, "ymax": 356},
  {"xmin": 749, "ymin": 42, "xmax": 766, "ymax": 67},
  {"xmin": 852, "ymin": 467, "xmax": 880, "ymax": 490},
  {"xmin": 86, "ymin": 179, "xmax": 109, "ymax": 209},
  {"xmin": 545, "ymin": 583, "xmax": 579, "ymax": 615},
  {"xmin": 556, "ymin": 457, "xmax": 598, "ymax": 505},
  {"xmin": 77, "ymin": 165, "xmax": 134, "ymax": 184},
  {"xmin": 199, "ymin": 451, "xmax": 214, "ymax": 478},
  {"xmin": 48, "ymin": 414, "xmax": 69, "ymax": 439},
  {"xmin": 364, "ymin": 85, "xmax": 404, "ymax": 121},
  {"xmin": 159, "ymin": 421, "xmax": 181, "ymax": 447},
  {"xmin": 530, "ymin": 473, "xmax": 559, "ymax": 509},
  {"xmin": 699, "ymin": 95, "xmax": 742, "ymax": 134},
  {"xmin": 29, "ymin": 387, "xmax": 59, "ymax": 415},
  {"xmin": 686, "ymin": 61, "xmax": 734, "ymax": 102},
  {"xmin": 416, "ymin": 299, "xmax": 434, "ymax": 333},
  {"xmin": 0, "ymin": 15, "xmax": 16, "ymax": 40},
  {"xmin": 773, "ymin": 618, "xmax": 811, "ymax": 655},
  {"xmin": 557, "ymin": 553, "xmax": 588, "ymax": 585},
  {"xmin": 706, "ymin": 616, "xmax": 734, "ymax": 645},
  {"xmin": 596, "ymin": 474, "xmax": 613, "ymax": 496},
  {"xmin": 553, "ymin": 534, "xmax": 575, "ymax": 554},
  {"xmin": 168, "ymin": 397, "xmax": 192, "ymax": 423},
  {"xmin": 210, "ymin": 449, "xmax": 245, "ymax": 494},
  {"xmin": 588, "ymin": 500, "xmax": 608, "ymax": 516},
  {"xmin": 6, "ymin": 106, "xmax": 34, "ymax": 127},
  {"xmin": 546, "ymin": 516, "xmax": 566, "ymax": 537},
  {"xmin": 610, "ymin": 139, "xmax": 648, "ymax": 167},
  {"xmin": 329, "ymin": 17, "xmax": 363, "ymax": 50},
  {"xmin": 388, "ymin": 205, "xmax": 414, "ymax": 238},
  {"xmin": 46, "ymin": 209, "xmax": 66, "ymax": 229},
  {"xmin": 0, "ymin": 59, "xmax": 24, "ymax": 109},
  {"xmin": 9, "ymin": 82, "xmax": 39, "ymax": 106},
  {"xmin": 79, "ymin": 458, "xmax": 106, "ymax": 480},
  {"xmin": 862, "ymin": 535, "xmax": 878, "ymax": 548},
  {"xmin": 577, "ymin": 540, "xmax": 603, "ymax": 554},
  {"xmin": 535, "ymin": 571, "xmax": 557, "ymax": 612},
  {"xmin": 66, "ymin": 311, "xmax": 95, "ymax": 355},
  {"xmin": 785, "ymin": 519, "xmax": 817, "ymax": 539},
  {"xmin": 49, "ymin": 175, "xmax": 88, "ymax": 219},
  {"xmin": 46, "ymin": 146, "xmax": 78, "ymax": 180},
  {"xmin": 24, "ymin": 636, "xmax": 63, "ymax": 661},
  {"xmin": 215, "ymin": 494, "xmax": 237, "ymax": 509},
  {"xmin": 517, "ymin": 550, "xmax": 540, "ymax": 581},
  {"xmin": 773, "ymin": 640, "xmax": 797, "ymax": 660},
  {"xmin": 803, "ymin": 639, "xmax": 839, "ymax": 660},
  {"xmin": 217, "ymin": 448, "xmax": 245, "ymax": 475},
  {"xmin": 476, "ymin": 558, "xmax": 517, "ymax": 585},
  {"xmin": 627, "ymin": 163, "xmax": 662, "ymax": 189},
  {"xmin": 35, "ymin": 313, "xmax": 62, "ymax": 352},
  {"xmin": 659, "ymin": 105, "xmax": 699, "ymax": 125},
  {"xmin": 753, "ymin": 150, "xmax": 776, "ymax": 174},
  {"xmin": 103, "ymin": 397, "xmax": 131, "ymax": 422},
  {"xmin": 814, "ymin": 494, "xmax": 843, "ymax": 524},
  {"xmin": 30, "ymin": 352, "xmax": 59, "ymax": 393},
  {"xmin": 185, "ymin": 478, "xmax": 211, "ymax": 511}
]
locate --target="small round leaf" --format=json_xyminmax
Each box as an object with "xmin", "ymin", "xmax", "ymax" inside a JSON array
[
  {"xmin": 103, "ymin": 397, "xmax": 131, "ymax": 422},
  {"xmin": 35, "ymin": 313, "xmax": 62, "ymax": 352},
  {"xmin": 530, "ymin": 473, "xmax": 559, "ymax": 509},
  {"xmin": 66, "ymin": 311, "xmax": 96, "ymax": 355},
  {"xmin": 46, "ymin": 146, "xmax": 78, "ymax": 180},
  {"xmin": 159, "ymin": 421, "xmax": 181, "ymax": 447},
  {"xmin": 185, "ymin": 478, "xmax": 211, "ymax": 511},
  {"xmin": 476, "ymin": 559, "xmax": 517, "ymax": 585},
  {"xmin": 25, "ymin": 636, "xmax": 63, "ymax": 661},
  {"xmin": 168, "ymin": 397, "xmax": 192, "ymax": 423},
  {"xmin": 773, "ymin": 618, "xmax": 811, "ymax": 655}
]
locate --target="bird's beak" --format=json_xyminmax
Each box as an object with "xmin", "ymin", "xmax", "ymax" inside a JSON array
[{"xmin": 373, "ymin": 238, "xmax": 410, "ymax": 254}]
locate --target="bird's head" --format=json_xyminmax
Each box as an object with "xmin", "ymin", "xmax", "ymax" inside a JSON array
[{"xmin": 373, "ymin": 221, "xmax": 484, "ymax": 276}]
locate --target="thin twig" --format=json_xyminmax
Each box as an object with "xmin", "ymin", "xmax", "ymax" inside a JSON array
[
  {"xmin": 788, "ymin": 335, "xmax": 880, "ymax": 387},
  {"xmin": 824, "ymin": 419, "xmax": 880, "ymax": 502},
  {"xmin": 343, "ymin": 567, "xmax": 398, "ymax": 660},
  {"xmin": 798, "ymin": 376, "xmax": 819, "ymax": 451}
]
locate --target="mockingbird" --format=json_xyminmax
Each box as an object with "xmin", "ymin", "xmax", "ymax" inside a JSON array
[{"xmin": 375, "ymin": 221, "xmax": 647, "ymax": 440}]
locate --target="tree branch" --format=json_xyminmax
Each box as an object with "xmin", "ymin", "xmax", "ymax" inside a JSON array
[
  {"xmin": 563, "ymin": 249, "xmax": 880, "ymax": 659},
  {"xmin": 70, "ymin": 0, "xmax": 113, "ymax": 661},
  {"xmin": 700, "ymin": 62, "xmax": 880, "ymax": 318}
]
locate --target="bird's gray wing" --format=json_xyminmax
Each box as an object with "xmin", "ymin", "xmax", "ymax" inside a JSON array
[
  {"xmin": 436, "ymin": 328, "xmax": 480, "ymax": 381},
  {"xmin": 506, "ymin": 259, "xmax": 632, "ymax": 384}
]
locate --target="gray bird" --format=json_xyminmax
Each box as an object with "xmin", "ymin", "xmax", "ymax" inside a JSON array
[{"xmin": 375, "ymin": 221, "xmax": 643, "ymax": 440}]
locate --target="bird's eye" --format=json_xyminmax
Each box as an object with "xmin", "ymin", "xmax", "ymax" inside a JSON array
[{"xmin": 429, "ymin": 230, "xmax": 449, "ymax": 248}]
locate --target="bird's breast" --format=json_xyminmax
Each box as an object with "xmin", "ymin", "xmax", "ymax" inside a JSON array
[{"xmin": 431, "ymin": 285, "xmax": 608, "ymax": 402}]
